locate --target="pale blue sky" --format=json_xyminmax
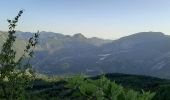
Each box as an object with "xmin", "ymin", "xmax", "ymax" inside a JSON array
[{"xmin": 1, "ymin": 0, "xmax": 170, "ymax": 39}]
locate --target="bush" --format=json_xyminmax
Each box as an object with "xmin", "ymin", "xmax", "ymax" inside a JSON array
[{"xmin": 66, "ymin": 75, "xmax": 155, "ymax": 100}]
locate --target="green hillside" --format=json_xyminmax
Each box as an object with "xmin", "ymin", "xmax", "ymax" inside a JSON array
[{"xmin": 23, "ymin": 73, "xmax": 170, "ymax": 100}]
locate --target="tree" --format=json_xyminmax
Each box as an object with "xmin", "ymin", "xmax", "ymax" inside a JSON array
[{"xmin": 0, "ymin": 10, "xmax": 39, "ymax": 100}]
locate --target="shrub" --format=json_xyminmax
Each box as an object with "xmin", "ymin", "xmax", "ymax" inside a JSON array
[{"xmin": 66, "ymin": 75, "xmax": 155, "ymax": 100}]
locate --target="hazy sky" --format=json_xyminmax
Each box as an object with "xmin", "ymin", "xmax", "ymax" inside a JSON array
[{"xmin": 1, "ymin": 0, "xmax": 170, "ymax": 39}]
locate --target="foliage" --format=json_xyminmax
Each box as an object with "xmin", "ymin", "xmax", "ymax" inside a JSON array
[
  {"xmin": 12, "ymin": 73, "xmax": 170, "ymax": 100},
  {"xmin": 152, "ymin": 85, "xmax": 170, "ymax": 100},
  {"xmin": 0, "ymin": 10, "xmax": 39, "ymax": 100},
  {"xmin": 66, "ymin": 75, "xmax": 155, "ymax": 100}
]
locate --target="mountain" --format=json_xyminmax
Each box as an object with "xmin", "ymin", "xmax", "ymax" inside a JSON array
[
  {"xmin": 24, "ymin": 31, "xmax": 112, "ymax": 74},
  {"xmin": 1, "ymin": 31, "xmax": 170, "ymax": 79},
  {"xmin": 14, "ymin": 31, "xmax": 112, "ymax": 74},
  {"xmin": 98, "ymin": 32, "xmax": 170, "ymax": 78},
  {"xmin": 31, "ymin": 31, "xmax": 170, "ymax": 79}
]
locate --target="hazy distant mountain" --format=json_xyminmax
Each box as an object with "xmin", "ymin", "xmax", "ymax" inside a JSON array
[
  {"xmin": 30, "ymin": 31, "xmax": 170, "ymax": 79},
  {"xmin": 98, "ymin": 32, "xmax": 170, "ymax": 78},
  {"xmin": 14, "ymin": 31, "xmax": 112, "ymax": 74},
  {"xmin": 2, "ymin": 31, "xmax": 170, "ymax": 79}
]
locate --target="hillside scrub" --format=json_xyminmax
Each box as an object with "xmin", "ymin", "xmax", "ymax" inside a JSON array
[{"xmin": 65, "ymin": 75, "xmax": 155, "ymax": 100}]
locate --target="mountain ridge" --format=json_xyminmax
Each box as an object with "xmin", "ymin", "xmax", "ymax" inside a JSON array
[{"xmin": 1, "ymin": 31, "xmax": 170, "ymax": 79}]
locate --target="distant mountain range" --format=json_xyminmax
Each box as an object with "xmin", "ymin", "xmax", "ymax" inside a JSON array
[{"xmin": 1, "ymin": 31, "xmax": 170, "ymax": 79}]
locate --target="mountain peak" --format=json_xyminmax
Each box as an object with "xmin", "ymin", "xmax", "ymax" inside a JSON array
[
  {"xmin": 135, "ymin": 31, "xmax": 164, "ymax": 36},
  {"xmin": 130, "ymin": 32, "xmax": 164, "ymax": 37},
  {"xmin": 120, "ymin": 32, "xmax": 165, "ymax": 41},
  {"xmin": 73, "ymin": 33, "xmax": 86, "ymax": 39}
]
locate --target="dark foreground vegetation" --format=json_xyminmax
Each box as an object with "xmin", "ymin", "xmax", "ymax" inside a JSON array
[
  {"xmin": 21, "ymin": 73, "xmax": 168, "ymax": 100},
  {"xmin": 1, "ymin": 73, "xmax": 170, "ymax": 100}
]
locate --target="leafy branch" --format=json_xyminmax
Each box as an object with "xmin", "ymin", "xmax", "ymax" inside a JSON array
[{"xmin": 0, "ymin": 10, "xmax": 39, "ymax": 100}]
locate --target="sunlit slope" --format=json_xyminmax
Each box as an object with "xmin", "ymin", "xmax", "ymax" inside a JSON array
[{"xmin": 0, "ymin": 31, "xmax": 28, "ymax": 60}]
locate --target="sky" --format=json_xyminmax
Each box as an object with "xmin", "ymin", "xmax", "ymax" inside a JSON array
[{"xmin": 1, "ymin": 0, "xmax": 170, "ymax": 39}]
